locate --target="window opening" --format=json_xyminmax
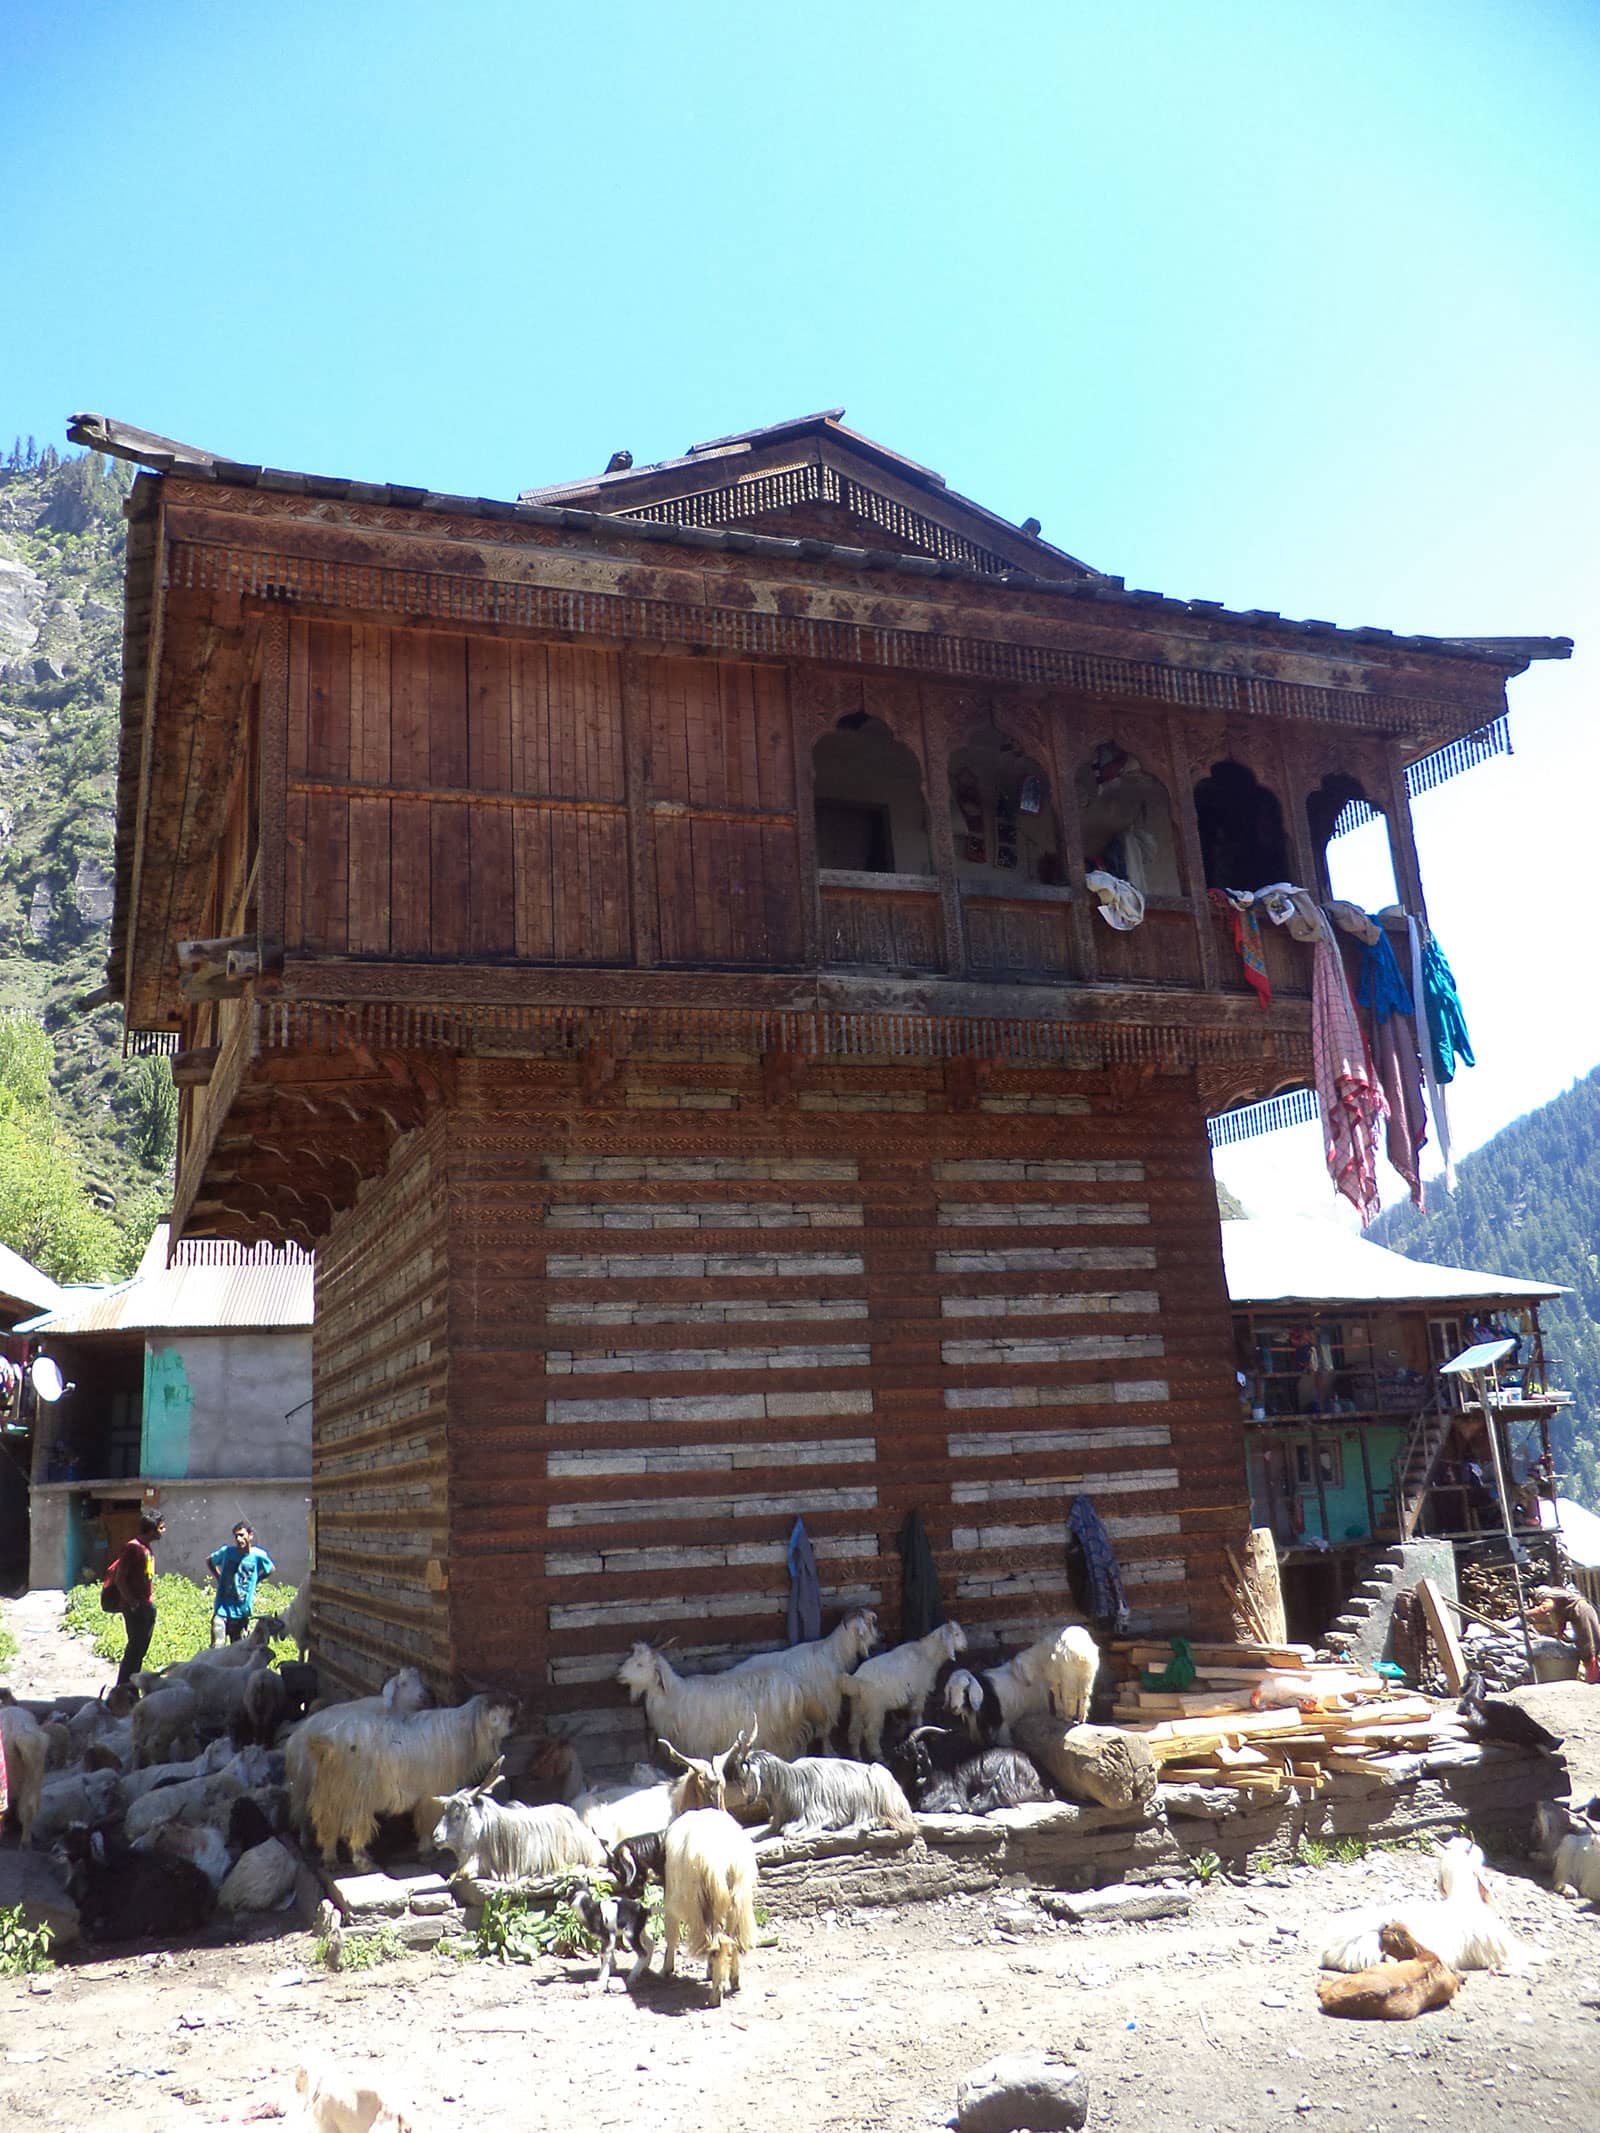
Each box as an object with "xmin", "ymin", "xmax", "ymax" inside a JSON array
[
  {"xmin": 1193, "ymin": 759, "xmax": 1290, "ymax": 892},
  {"xmin": 1076, "ymin": 742, "xmax": 1181, "ymax": 896},
  {"xmin": 947, "ymin": 728, "xmax": 1062, "ymax": 885},
  {"xmin": 812, "ymin": 714, "xmax": 931, "ymax": 875},
  {"xmin": 1307, "ymin": 773, "xmax": 1399, "ymax": 908}
]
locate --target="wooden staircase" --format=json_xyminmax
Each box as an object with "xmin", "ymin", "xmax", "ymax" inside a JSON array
[{"xmin": 1392, "ymin": 1401, "xmax": 1452, "ymax": 1541}]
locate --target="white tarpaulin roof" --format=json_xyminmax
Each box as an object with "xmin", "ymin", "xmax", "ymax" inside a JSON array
[
  {"xmin": 1542, "ymin": 1495, "xmax": 1600, "ymax": 1571},
  {"xmin": 0, "ymin": 1241, "xmax": 66, "ymax": 1320},
  {"xmin": 1222, "ymin": 1217, "xmax": 1564, "ymax": 1309}
]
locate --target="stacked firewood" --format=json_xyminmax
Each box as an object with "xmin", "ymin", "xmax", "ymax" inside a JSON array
[{"xmin": 1112, "ymin": 1642, "xmax": 1471, "ymax": 1798}]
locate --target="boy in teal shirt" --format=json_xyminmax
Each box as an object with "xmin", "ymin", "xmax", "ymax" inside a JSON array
[{"xmin": 208, "ymin": 1521, "xmax": 275, "ymax": 1645}]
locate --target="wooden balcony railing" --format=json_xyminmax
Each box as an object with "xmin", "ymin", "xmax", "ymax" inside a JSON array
[{"xmin": 818, "ymin": 871, "xmax": 943, "ymax": 973}]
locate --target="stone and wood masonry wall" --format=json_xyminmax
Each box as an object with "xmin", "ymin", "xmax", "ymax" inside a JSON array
[{"xmin": 312, "ymin": 1052, "xmax": 1248, "ymax": 1760}]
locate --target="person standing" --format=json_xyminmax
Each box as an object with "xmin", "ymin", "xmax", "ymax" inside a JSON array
[
  {"xmin": 207, "ymin": 1521, "xmax": 275, "ymax": 1646},
  {"xmin": 106, "ymin": 1514, "xmax": 165, "ymax": 1687}
]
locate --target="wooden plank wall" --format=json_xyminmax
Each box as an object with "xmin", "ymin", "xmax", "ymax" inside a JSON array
[
  {"xmin": 311, "ymin": 1117, "xmax": 453, "ymax": 1692},
  {"xmin": 282, "ymin": 622, "xmax": 801, "ymax": 969},
  {"xmin": 432, "ymin": 1056, "xmax": 1246, "ymax": 1766}
]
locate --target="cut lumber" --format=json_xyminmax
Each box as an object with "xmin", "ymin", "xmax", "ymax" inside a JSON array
[
  {"xmin": 1416, "ymin": 1577, "xmax": 1468, "ymax": 1695},
  {"xmin": 1223, "ymin": 1530, "xmax": 1289, "ymax": 1647}
]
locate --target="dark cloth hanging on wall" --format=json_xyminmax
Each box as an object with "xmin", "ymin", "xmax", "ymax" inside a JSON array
[
  {"xmin": 896, "ymin": 1508, "xmax": 946, "ymax": 1638},
  {"xmin": 1065, "ymin": 1494, "xmax": 1129, "ymax": 1633},
  {"xmin": 1372, "ymin": 1009, "xmax": 1428, "ymax": 1210},
  {"xmin": 787, "ymin": 1517, "xmax": 821, "ymax": 1646}
]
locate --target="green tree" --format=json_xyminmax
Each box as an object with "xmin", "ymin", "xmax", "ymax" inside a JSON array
[
  {"xmin": 129, "ymin": 1055, "xmax": 177, "ymax": 1172},
  {"xmin": 0, "ymin": 1012, "xmax": 125, "ymax": 1282}
]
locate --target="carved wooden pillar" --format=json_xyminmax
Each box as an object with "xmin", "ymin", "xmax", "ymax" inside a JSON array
[
  {"xmin": 620, "ymin": 650, "xmax": 658, "ymax": 967},
  {"xmin": 788, "ymin": 669, "xmax": 823, "ymax": 969},
  {"xmin": 1045, "ymin": 694, "xmax": 1097, "ymax": 981},
  {"xmin": 1274, "ymin": 729, "xmax": 1321, "ymax": 893},
  {"xmin": 256, "ymin": 605, "xmax": 290, "ymax": 973},
  {"xmin": 1383, "ymin": 742, "xmax": 1430, "ymax": 925},
  {"xmin": 1164, "ymin": 715, "xmax": 1218, "ymax": 989},
  {"xmin": 920, "ymin": 686, "xmax": 965, "ymax": 976}
]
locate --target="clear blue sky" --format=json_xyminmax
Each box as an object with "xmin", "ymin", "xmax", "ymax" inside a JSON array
[{"xmin": 5, "ymin": 2, "xmax": 1597, "ymax": 1224}]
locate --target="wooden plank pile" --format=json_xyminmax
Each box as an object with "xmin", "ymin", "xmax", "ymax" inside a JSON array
[{"xmin": 1113, "ymin": 1641, "xmax": 1472, "ymax": 1797}]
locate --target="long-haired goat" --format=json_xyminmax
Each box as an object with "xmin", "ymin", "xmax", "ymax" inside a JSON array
[
  {"xmin": 724, "ymin": 1608, "xmax": 879, "ymax": 1745},
  {"xmin": 430, "ymin": 1761, "xmax": 606, "ymax": 1885},
  {"xmin": 838, "ymin": 1620, "xmax": 966, "ymax": 1761},
  {"xmin": 892, "ymin": 1728, "xmax": 1050, "ymax": 1815},
  {"xmin": 662, "ymin": 1808, "xmax": 759, "ymax": 2007},
  {"xmin": 0, "ymin": 1705, "xmax": 46, "ymax": 1847},
  {"xmin": 1534, "ymin": 1798, "xmax": 1600, "ymax": 1904},
  {"xmin": 283, "ymin": 1668, "xmax": 431, "ymax": 1839},
  {"xmin": 942, "ymin": 1622, "xmax": 1098, "ymax": 1742},
  {"xmin": 296, "ymin": 1691, "xmax": 519, "ymax": 1868},
  {"xmin": 577, "ymin": 1777, "xmax": 679, "ymax": 1849},
  {"xmin": 1320, "ymin": 1839, "xmax": 1529, "ymax": 1973},
  {"xmin": 720, "ymin": 1743, "xmax": 916, "ymax": 1838},
  {"xmin": 616, "ymin": 1643, "xmax": 812, "ymax": 1761}
]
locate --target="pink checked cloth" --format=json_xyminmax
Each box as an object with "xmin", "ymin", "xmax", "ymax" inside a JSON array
[{"xmin": 1313, "ymin": 931, "xmax": 1387, "ymax": 1226}]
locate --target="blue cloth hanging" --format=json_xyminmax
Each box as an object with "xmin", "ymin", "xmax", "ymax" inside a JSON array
[
  {"xmin": 1065, "ymin": 1494, "xmax": 1128, "ymax": 1631},
  {"xmin": 1420, "ymin": 931, "xmax": 1474, "ymax": 1083},
  {"xmin": 1354, "ymin": 928, "xmax": 1414, "ymax": 1025},
  {"xmin": 787, "ymin": 1517, "xmax": 821, "ymax": 1645}
]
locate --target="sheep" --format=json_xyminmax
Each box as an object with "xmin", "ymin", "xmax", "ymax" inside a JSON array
[
  {"xmin": 63, "ymin": 1824, "xmax": 217, "ymax": 1942},
  {"xmin": 838, "ymin": 1620, "xmax": 966, "ymax": 1761},
  {"xmin": 228, "ymin": 1793, "xmax": 280, "ymax": 1854},
  {"xmin": 131, "ymin": 1683, "xmax": 204, "ymax": 1769},
  {"xmin": 232, "ymin": 1666, "xmax": 296, "ymax": 1749},
  {"xmin": 124, "ymin": 1764, "xmax": 252, "ymax": 1845},
  {"xmin": 1533, "ymin": 1798, "xmax": 1600, "ymax": 1904},
  {"xmin": 295, "ymin": 1691, "xmax": 519, "ymax": 1868},
  {"xmin": 1320, "ymin": 1839, "xmax": 1530, "ymax": 1974},
  {"xmin": 0, "ymin": 1705, "xmax": 47, "ymax": 1846},
  {"xmin": 156, "ymin": 1617, "xmax": 284, "ymax": 1682},
  {"xmin": 32, "ymin": 1767, "xmax": 121, "ymax": 1848},
  {"xmin": 661, "ymin": 1807, "xmax": 759, "ymax": 2007},
  {"xmin": 724, "ymin": 1608, "xmax": 879, "ymax": 1744},
  {"xmin": 281, "ymin": 1586, "xmax": 311, "ymax": 1660},
  {"xmin": 137, "ymin": 1820, "xmax": 233, "ymax": 1890},
  {"xmin": 718, "ymin": 1743, "xmax": 915, "ymax": 1838},
  {"xmin": 617, "ymin": 1643, "xmax": 814, "ymax": 1763},
  {"xmin": 172, "ymin": 1648, "xmax": 275, "ymax": 1732},
  {"xmin": 41, "ymin": 1717, "xmax": 73, "ymax": 1772},
  {"xmin": 218, "ymin": 1836, "xmax": 300, "ymax": 1912},
  {"xmin": 66, "ymin": 1684, "xmax": 138, "ymax": 1761},
  {"xmin": 120, "ymin": 1736, "xmax": 237, "ymax": 1805},
  {"xmin": 430, "ymin": 1762, "xmax": 607, "ymax": 1885}
]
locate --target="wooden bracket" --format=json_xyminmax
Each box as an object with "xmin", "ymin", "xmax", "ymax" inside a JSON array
[{"xmin": 171, "ymin": 1046, "xmax": 220, "ymax": 1087}]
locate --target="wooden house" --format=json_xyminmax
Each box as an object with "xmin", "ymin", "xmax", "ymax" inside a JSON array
[
  {"xmin": 1224, "ymin": 1216, "xmax": 1570, "ymax": 1630},
  {"xmin": 75, "ymin": 407, "xmax": 1569, "ymax": 1754}
]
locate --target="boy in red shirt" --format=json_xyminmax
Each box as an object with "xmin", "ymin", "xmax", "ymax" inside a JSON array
[{"xmin": 106, "ymin": 1514, "xmax": 166, "ymax": 1686}]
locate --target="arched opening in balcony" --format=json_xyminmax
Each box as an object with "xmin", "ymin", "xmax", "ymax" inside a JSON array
[
  {"xmin": 812, "ymin": 713, "xmax": 931, "ymax": 876},
  {"xmin": 1194, "ymin": 758, "xmax": 1290, "ymax": 892},
  {"xmin": 946, "ymin": 727, "xmax": 1062, "ymax": 885},
  {"xmin": 1306, "ymin": 772, "xmax": 1399, "ymax": 909},
  {"xmin": 1077, "ymin": 742, "xmax": 1182, "ymax": 896}
]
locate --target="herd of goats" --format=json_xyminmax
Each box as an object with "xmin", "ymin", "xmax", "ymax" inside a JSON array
[
  {"xmin": 6, "ymin": 1603, "xmax": 1595, "ymax": 2009},
  {"xmin": 0, "ymin": 1606, "xmax": 1104, "ymax": 2002}
]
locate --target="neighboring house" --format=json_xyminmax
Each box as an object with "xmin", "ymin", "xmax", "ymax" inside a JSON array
[
  {"xmin": 1224, "ymin": 1216, "xmax": 1571, "ymax": 1598},
  {"xmin": 0, "ymin": 1244, "xmax": 68, "ymax": 1588},
  {"xmin": 14, "ymin": 1224, "xmax": 312, "ymax": 1592},
  {"xmin": 84, "ymin": 406, "xmax": 1567, "ymax": 1752}
]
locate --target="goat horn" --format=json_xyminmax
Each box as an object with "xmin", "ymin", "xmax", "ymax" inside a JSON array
[{"xmin": 656, "ymin": 1736, "xmax": 694, "ymax": 1773}]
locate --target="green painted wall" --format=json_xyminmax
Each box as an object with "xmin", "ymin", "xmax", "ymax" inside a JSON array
[
  {"xmin": 1297, "ymin": 1425, "xmax": 1404, "ymax": 1542},
  {"xmin": 140, "ymin": 1342, "xmax": 195, "ymax": 1477}
]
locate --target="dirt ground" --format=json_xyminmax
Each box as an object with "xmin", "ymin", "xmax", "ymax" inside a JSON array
[{"xmin": 5, "ymin": 1602, "xmax": 1599, "ymax": 2133}]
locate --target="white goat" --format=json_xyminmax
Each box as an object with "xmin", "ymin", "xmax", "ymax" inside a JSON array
[
  {"xmin": 724, "ymin": 1609, "xmax": 879, "ymax": 1743},
  {"xmin": 281, "ymin": 1586, "xmax": 311, "ymax": 1660},
  {"xmin": 294, "ymin": 1691, "xmax": 518, "ymax": 1867},
  {"xmin": 724, "ymin": 1744, "xmax": 916, "ymax": 1838},
  {"xmin": 1534, "ymin": 1799, "xmax": 1600, "ymax": 1904},
  {"xmin": 617, "ymin": 1643, "xmax": 812, "ymax": 1761},
  {"xmin": 0, "ymin": 1706, "xmax": 47, "ymax": 1847},
  {"xmin": 1320, "ymin": 1839, "xmax": 1530, "ymax": 1973},
  {"xmin": 662, "ymin": 1808, "xmax": 759, "ymax": 2007},
  {"xmin": 838, "ymin": 1620, "xmax": 966, "ymax": 1760},
  {"xmin": 154, "ymin": 1618, "xmax": 282, "ymax": 1682},
  {"xmin": 1034, "ymin": 1623, "xmax": 1100, "ymax": 1724},
  {"xmin": 945, "ymin": 1621, "xmax": 1099, "ymax": 1742},
  {"xmin": 431, "ymin": 1763, "xmax": 607, "ymax": 1885},
  {"xmin": 132, "ymin": 1684, "xmax": 204, "ymax": 1768},
  {"xmin": 577, "ymin": 1778, "xmax": 679, "ymax": 1848},
  {"xmin": 282, "ymin": 1667, "xmax": 431, "ymax": 1833}
]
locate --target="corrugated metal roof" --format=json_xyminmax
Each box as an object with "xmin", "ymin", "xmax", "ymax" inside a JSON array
[
  {"xmin": 16, "ymin": 1224, "xmax": 312, "ymax": 1336},
  {"xmin": 1222, "ymin": 1217, "xmax": 1564, "ymax": 1308},
  {"xmin": 0, "ymin": 1242, "xmax": 66, "ymax": 1317}
]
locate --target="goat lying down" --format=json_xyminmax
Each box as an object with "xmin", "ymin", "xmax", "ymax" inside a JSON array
[
  {"xmin": 430, "ymin": 1762, "xmax": 607, "ymax": 1886},
  {"xmin": 1320, "ymin": 1839, "xmax": 1531, "ymax": 1974},
  {"xmin": 719, "ymin": 1744, "xmax": 916, "ymax": 1838},
  {"xmin": 1317, "ymin": 1922, "xmax": 1463, "ymax": 2021},
  {"xmin": 1534, "ymin": 1797, "xmax": 1600, "ymax": 1904}
]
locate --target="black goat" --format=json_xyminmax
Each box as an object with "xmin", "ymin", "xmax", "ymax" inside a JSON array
[
  {"xmin": 572, "ymin": 1883, "xmax": 657, "ymax": 1992},
  {"xmin": 609, "ymin": 1829, "xmax": 666, "ymax": 1896},
  {"xmin": 891, "ymin": 1727, "xmax": 1051, "ymax": 1815},
  {"xmin": 63, "ymin": 1824, "xmax": 216, "ymax": 1942},
  {"xmin": 227, "ymin": 1793, "xmax": 278, "ymax": 1853}
]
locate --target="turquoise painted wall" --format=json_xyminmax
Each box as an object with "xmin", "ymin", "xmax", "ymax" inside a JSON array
[
  {"xmin": 1296, "ymin": 1425, "xmax": 1404, "ymax": 1542},
  {"xmin": 140, "ymin": 1342, "xmax": 195, "ymax": 1477}
]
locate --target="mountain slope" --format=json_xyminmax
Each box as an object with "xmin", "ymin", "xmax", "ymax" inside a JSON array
[
  {"xmin": 1372, "ymin": 1064, "xmax": 1600, "ymax": 1508},
  {"xmin": 0, "ymin": 441, "xmax": 168, "ymax": 1271}
]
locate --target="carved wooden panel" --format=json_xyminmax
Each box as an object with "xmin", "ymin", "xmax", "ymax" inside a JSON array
[
  {"xmin": 961, "ymin": 894, "xmax": 1073, "ymax": 981},
  {"xmin": 819, "ymin": 885, "xmax": 944, "ymax": 972},
  {"xmin": 1091, "ymin": 906, "xmax": 1204, "ymax": 988}
]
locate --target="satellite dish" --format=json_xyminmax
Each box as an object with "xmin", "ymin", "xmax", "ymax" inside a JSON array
[{"xmin": 30, "ymin": 1356, "xmax": 65, "ymax": 1402}]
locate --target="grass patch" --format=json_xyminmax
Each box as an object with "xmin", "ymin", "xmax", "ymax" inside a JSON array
[
  {"xmin": 1333, "ymin": 1835, "xmax": 1369, "ymax": 1864},
  {"xmin": 1297, "ymin": 1837, "xmax": 1330, "ymax": 1868},
  {"xmin": 0, "ymin": 1622, "xmax": 17, "ymax": 1674},
  {"xmin": 1188, "ymin": 1849, "xmax": 1223, "ymax": 1885},
  {"xmin": 316, "ymin": 1924, "xmax": 407, "ymax": 1971},
  {"xmin": 0, "ymin": 1906, "xmax": 54, "ymax": 1977},
  {"xmin": 64, "ymin": 1571, "xmax": 298, "ymax": 1671}
]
